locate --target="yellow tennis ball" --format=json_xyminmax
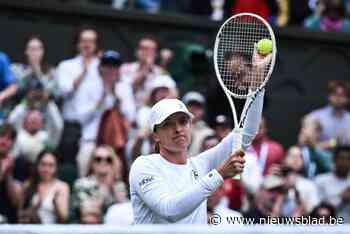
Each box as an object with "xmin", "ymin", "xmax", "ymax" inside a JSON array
[{"xmin": 257, "ymin": 39, "xmax": 272, "ymax": 55}]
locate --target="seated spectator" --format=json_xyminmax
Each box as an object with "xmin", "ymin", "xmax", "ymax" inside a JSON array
[
  {"xmin": 315, "ymin": 145, "xmax": 350, "ymax": 208},
  {"xmin": 11, "ymin": 35, "xmax": 58, "ymax": 101},
  {"xmin": 309, "ymin": 202, "xmax": 337, "ymax": 224},
  {"xmin": 182, "ymin": 91, "xmax": 214, "ymax": 157},
  {"xmin": 71, "ymin": 145, "xmax": 128, "ymax": 223},
  {"xmin": 0, "ymin": 52, "xmax": 17, "ymax": 122},
  {"xmin": 244, "ymin": 175, "xmax": 286, "ymax": 221},
  {"xmin": 8, "ymin": 79, "xmax": 63, "ymax": 150},
  {"xmin": 298, "ymin": 118, "xmax": 333, "ymax": 177},
  {"xmin": 282, "ymin": 147, "xmax": 321, "ymax": 214},
  {"xmin": 305, "ymin": 80, "xmax": 350, "ymax": 147},
  {"xmin": 21, "ymin": 151, "xmax": 70, "ymax": 224},
  {"xmin": 246, "ymin": 116, "xmax": 285, "ymax": 176},
  {"xmin": 304, "ymin": 0, "xmax": 350, "ymax": 32},
  {"xmin": 12, "ymin": 110, "xmax": 48, "ymax": 164},
  {"xmin": 0, "ymin": 123, "xmax": 22, "ymax": 223}
]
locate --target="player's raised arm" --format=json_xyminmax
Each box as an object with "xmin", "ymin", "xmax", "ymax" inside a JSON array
[{"xmin": 193, "ymin": 89, "xmax": 264, "ymax": 173}]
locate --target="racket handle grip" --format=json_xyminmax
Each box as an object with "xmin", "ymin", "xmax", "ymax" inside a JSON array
[{"xmin": 232, "ymin": 128, "xmax": 243, "ymax": 180}]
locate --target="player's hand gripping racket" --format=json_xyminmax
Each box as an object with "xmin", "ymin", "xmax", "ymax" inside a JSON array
[{"xmin": 213, "ymin": 13, "xmax": 277, "ymax": 180}]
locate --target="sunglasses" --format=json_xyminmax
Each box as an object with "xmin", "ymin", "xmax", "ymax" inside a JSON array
[{"xmin": 93, "ymin": 156, "xmax": 113, "ymax": 164}]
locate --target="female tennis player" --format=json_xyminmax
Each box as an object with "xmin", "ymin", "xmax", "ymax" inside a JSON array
[{"xmin": 129, "ymin": 49, "xmax": 271, "ymax": 225}]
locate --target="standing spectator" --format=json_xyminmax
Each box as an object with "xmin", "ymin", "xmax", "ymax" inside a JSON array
[
  {"xmin": 11, "ymin": 35, "xmax": 58, "ymax": 100},
  {"xmin": 182, "ymin": 91, "xmax": 214, "ymax": 157},
  {"xmin": 56, "ymin": 27, "xmax": 100, "ymax": 165},
  {"xmin": 305, "ymin": 80, "xmax": 350, "ymax": 147},
  {"xmin": 8, "ymin": 79, "xmax": 63, "ymax": 151},
  {"xmin": 120, "ymin": 36, "xmax": 174, "ymax": 112},
  {"xmin": 304, "ymin": 0, "xmax": 350, "ymax": 32},
  {"xmin": 0, "ymin": 52, "xmax": 17, "ymax": 122},
  {"xmin": 247, "ymin": 116, "xmax": 285, "ymax": 176},
  {"xmin": 21, "ymin": 151, "xmax": 70, "ymax": 224},
  {"xmin": 75, "ymin": 51, "xmax": 126, "ymax": 177},
  {"xmin": 71, "ymin": 145, "xmax": 128, "ymax": 223},
  {"xmin": 315, "ymin": 145, "xmax": 350, "ymax": 208},
  {"xmin": 96, "ymin": 50, "xmax": 131, "ymax": 181},
  {"xmin": 0, "ymin": 123, "xmax": 21, "ymax": 223}
]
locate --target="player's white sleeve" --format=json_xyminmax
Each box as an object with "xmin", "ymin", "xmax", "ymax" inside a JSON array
[
  {"xmin": 241, "ymin": 88, "xmax": 265, "ymax": 148},
  {"xmin": 193, "ymin": 89, "xmax": 264, "ymax": 172},
  {"xmin": 129, "ymin": 157, "xmax": 223, "ymax": 222}
]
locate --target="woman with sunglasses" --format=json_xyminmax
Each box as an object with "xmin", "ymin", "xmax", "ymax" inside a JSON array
[
  {"xmin": 20, "ymin": 151, "xmax": 70, "ymax": 224},
  {"xmin": 71, "ymin": 145, "xmax": 128, "ymax": 223}
]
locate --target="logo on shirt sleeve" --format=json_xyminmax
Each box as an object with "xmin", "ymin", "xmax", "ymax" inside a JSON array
[
  {"xmin": 192, "ymin": 169, "xmax": 199, "ymax": 180},
  {"xmin": 138, "ymin": 176, "xmax": 155, "ymax": 193}
]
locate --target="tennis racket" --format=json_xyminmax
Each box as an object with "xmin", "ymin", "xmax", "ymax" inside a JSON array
[{"xmin": 213, "ymin": 13, "xmax": 277, "ymax": 180}]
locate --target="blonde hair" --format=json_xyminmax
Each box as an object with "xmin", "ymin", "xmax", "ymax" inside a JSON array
[{"xmin": 86, "ymin": 145, "xmax": 123, "ymax": 180}]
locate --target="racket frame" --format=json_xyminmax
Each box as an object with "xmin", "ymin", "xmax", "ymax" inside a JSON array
[{"xmin": 213, "ymin": 13, "xmax": 277, "ymax": 180}]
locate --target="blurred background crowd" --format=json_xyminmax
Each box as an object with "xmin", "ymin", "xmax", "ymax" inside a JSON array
[
  {"xmin": 55, "ymin": 0, "xmax": 350, "ymax": 31},
  {"xmin": 0, "ymin": 0, "xmax": 350, "ymax": 226}
]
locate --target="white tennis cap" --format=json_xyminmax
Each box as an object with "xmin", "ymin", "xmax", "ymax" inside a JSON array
[{"xmin": 149, "ymin": 99, "xmax": 193, "ymax": 132}]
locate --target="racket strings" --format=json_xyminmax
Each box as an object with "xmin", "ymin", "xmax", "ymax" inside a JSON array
[{"xmin": 217, "ymin": 15, "xmax": 271, "ymax": 97}]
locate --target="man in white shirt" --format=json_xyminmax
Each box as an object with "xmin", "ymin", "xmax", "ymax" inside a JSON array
[
  {"xmin": 56, "ymin": 27, "xmax": 100, "ymax": 164},
  {"xmin": 120, "ymin": 36, "xmax": 174, "ymax": 110},
  {"xmin": 129, "ymin": 89, "xmax": 264, "ymax": 224},
  {"xmin": 57, "ymin": 27, "xmax": 100, "ymax": 123}
]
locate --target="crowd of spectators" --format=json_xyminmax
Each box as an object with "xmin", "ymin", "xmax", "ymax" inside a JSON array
[
  {"xmin": 54, "ymin": 0, "xmax": 350, "ymax": 32},
  {"xmin": 0, "ymin": 24, "xmax": 350, "ymax": 226}
]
